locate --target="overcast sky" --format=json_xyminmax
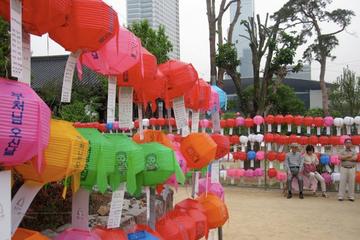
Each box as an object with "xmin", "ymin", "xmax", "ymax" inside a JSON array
[{"xmin": 31, "ymin": 0, "xmax": 360, "ymax": 83}]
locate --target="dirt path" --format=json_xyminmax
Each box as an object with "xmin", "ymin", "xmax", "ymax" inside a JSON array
[{"xmin": 174, "ymin": 187, "xmax": 360, "ymax": 240}]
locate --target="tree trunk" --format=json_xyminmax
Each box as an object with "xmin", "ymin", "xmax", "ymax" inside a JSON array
[
  {"xmin": 206, "ymin": 0, "xmax": 217, "ymax": 85},
  {"xmin": 319, "ymin": 56, "xmax": 329, "ymax": 115}
]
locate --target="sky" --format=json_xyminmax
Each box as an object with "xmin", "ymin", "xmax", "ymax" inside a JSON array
[{"xmin": 31, "ymin": 0, "xmax": 360, "ymax": 83}]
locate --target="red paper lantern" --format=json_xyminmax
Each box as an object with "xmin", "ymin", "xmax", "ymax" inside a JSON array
[
  {"xmin": 274, "ymin": 115, "xmax": 284, "ymax": 125},
  {"xmin": 309, "ymin": 135, "xmax": 319, "ymax": 145},
  {"xmin": 284, "ymin": 115, "xmax": 294, "ymax": 125},
  {"xmin": 238, "ymin": 152, "xmax": 247, "ymax": 161},
  {"xmin": 330, "ymin": 136, "xmax": 341, "ymax": 146},
  {"xmin": 273, "ymin": 134, "xmax": 281, "ymax": 144},
  {"xmin": 232, "ymin": 152, "xmax": 240, "ymax": 160},
  {"xmin": 319, "ymin": 136, "xmax": 329, "ymax": 145},
  {"xmin": 168, "ymin": 118, "xmax": 176, "ymax": 127},
  {"xmin": 352, "ymin": 136, "xmax": 360, "ymax": 145},
  {"xmin": 230, "ymin": 135, "xmax": 240, "ymax": 145},
  {"xmin": 264, "ymin": 133, "xmax": 274, "ymax": 143},
  {"xmin": 267, "ymin": 151, "xmax": 277, "ymax": 161},
  {"xmin": 185, "ymin": 79, "xmax": 211, "ymax": 111},
  {"xmin": 314, "ymin": 117, "xmax": 324, "ymax": 127},
  {"xmin": 156, "ymin": 118, "xmax": 166, "ymax": 127},
  {"xmin": 268, "ymin": 168, "xmax": 277, "ymax": 178},
  {"xmin": 244, "ymin": 118, "xmax": 254, "ymax": 128},
  {"xmin": 211, "ymin": 134, "xmax": 230, "ymax": 159},
  {"xmin": 265, "ymin": 115, "xmax": 275, "ymax": 124},
  {"xmin": 134, "ymin": 120, "xmax": 139, "ymax": 129},
  {"xmin": 304, "ymin": 116, "xmax": 314, "ymax": 127},
  {"xmin": 226, "ymin": 119, "xmax": 236, "ymax": 128},
  {"xmin": 276, "ymin": 152, "xmax": 286, "ymax": 162},
  {"xmin": 220, "ymin": 120, "xmax": 227, "ymax": 128},
  {"xmin": 149, "ymin": 118, "xmax": 157, "ymax": 126},
  {"xmin": 298, "ymin": 136, "xmax": 309, "ymax": 145},
  {"xmin": 289, "ymin": 134, "xmax": 298, "ymax": 143},
  {"xmin": 294, "ymin": 115, "xmax": 304, "ymax": 126},
  {"xmin": 277, "ymin": 135, "xmax": 288, "ymax": 145}
]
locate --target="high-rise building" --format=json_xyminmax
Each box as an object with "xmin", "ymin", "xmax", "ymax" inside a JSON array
[
  {"xmin": 127, "ymin": 0, "xmax": 180, "ymax": 59},
  {"xmin": 230, "ymin": 0, "xmax": 254, "ymax": 78}
]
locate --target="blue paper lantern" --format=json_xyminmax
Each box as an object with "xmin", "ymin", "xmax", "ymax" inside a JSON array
[
  {"xmin": 211, "ymin": 85, "xmax": 227, "ymax": 110},
  {"xmin": 320, "ymin": 154, "xmax": 330, "ymax": 165},
  {"xmin": 247, "ymin": 151, "xmax": 256, "ymax": 160}
]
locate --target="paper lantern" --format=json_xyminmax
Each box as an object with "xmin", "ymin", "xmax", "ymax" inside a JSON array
[
  {"xmin": 197, "ymin": 193, "xmax": 228, "ymax": 229},
  {"xmin": 226, "ymin": 118, "xmax": 236, "ymax": 129},
  {"xmin": 128, "ymin": 225, "xmax": 163, "ymax": 239},
  {"xmin": 235, "ymin": 117, "xmax": 245, "ymax": 126},
  {"xmin": 321, "ymin": 172, "xmax": 332, "ymax": 185},
  {"xmin": 139, "ymin": 143, "xmax": 185, "ymax": 187},
  {"xmin": 264, "ymin": 133, "xmax": 274, "ymax": 143},
  {"xmin": 199, "ymin": 119, "xmax": 210, "ymax": 131},
  {"xmin": 220, "ymin": 119, "xmax": 227, "ymax": 129},
  {"xmin": 255, "ymin": 134, "xmax": 264, "ymax": 144},
  {"xmin": 211, "ymin": 85, "xmax": 228, "ymax": 110},
  {"xmin": 245, "ymin": 169, "xmax": 254, "ymax": 177},
  {"xmin": 320, "ymin": 154, "xmax": 330, "ymax": 165},
  {"xmin": 298, "ymin": 136, "xmax": 309, "ymax": 145},
  {"xmin": 184, "ymin": 79, "xmax": 211, "ymax": 111},
  {"xmin": 211, "ymin": 134, "xmax": 230, "ymax": 159},
  {"xmin": 344, "ymin": 116, "xmax": 354, "ymax": 135},
  {"xmin": 330, "ymin": 155, "xmax": 340, "ymax": 166},
  {"xmin": 247, "ymin": 151, "xmax": 256, "ymax": 160},
  {"xmin": 55, "ymin": 228, "xmax": 100, "ymax": 240},
  {"xmin": 324, "ymin": 116, "xmax": 334, "ymax": 135},
  {"xmin": 156, "ymin": 216, "xmax": 188, "ymax": 240},
  {"xmin": 49, "ymin": 0, "xmax": 119, "ymax": 52},
  {"xmin": 303, "ymin": 116, "xmax": 313, "ymax": 134},
  {"xmin": 294, "ymin": 115, "xmax": 304, "ymax": 134},
  {"xmin": 253, "ymin": 115, "xmax": 264, "ymax": 132},
  {"xmin": 133, "ymin": 130, "xmax": 174, "ymax": 150},
  {"xmin": 239, "ymin": 136, "xmax": 248, "ymax": 145},
  {"xmin": 314, "ymin": 117, "xmax": 324, "ymax": 135},
  {"xmin": 334, "ymin": 118, "xmax": 344, "ymax": 136},
  {"xmin": 230, "ymin": 135, "xmax": 240, "ymax": 145},
  {"xmin": 289, "ymin": 134, "xmax": 298, "ymax": 144},
  {"xmin": 277, "ymin": 135, "xmax": 289, "ymax": 146},
  {"xmin": 256, "ymin": 151, "xmax": 265, "ymax": 161},
  {"xmin": 276, "ymin": 152, "xmax": 286, "ymax": 163},
  {"xmin": 254, "ymin": 168, "xmax": 264, "ymax": 177},
  {"xmin": 235, "ymin": 152, "xmax": 247, "ymax": 161},
  {"xmin": 180, "ymin": 208, "xmax": 208, "ymax": 240},
  {"xmin": 76, "ymin": 128, "xmax": 116, "ymax": 193},
  {"xmin": 0, "ymin": 0, "xmax": 71, "ymax": 36},
  {"xmin": 274, "ymin": 115, "xmax": 284, "ymax": 133},
  {"xmin": 268, "ymin": 168, "xmax": 277, "ymax": 178},
  {"xmin": 104, "ymin": 134, "xmax": 144, "ymax": 194},
  {"xmin": 340, "ymin": 135, "xmax": 351, "ymax": 145},
  {"xmin": 284, "ymin": 114, "xmax": 294, "ymax": 132},
  {"xmin": 198, "ymin": 178, "xmax": 225, "ymax": 200},
  {"xmin": 267, "ymin": 151, "xmax": 277, "ymax": 161},
  {"xmin": 159, "ymin": 60, "xmax": 198, "ymax": 104},
  {"xmin": 244, "ymin": 118, "xmax": 254, "ymax": 128},
  {"xmin": 265, "ymin": 115, "xmax": 275, "ymax": 132},
  {"xmin": 167, "ymin": 210, "xmax": 197, "ymax": 240},
  {"xmin": 352, "ymin": 136, "xmax": 360, "ymax": 145},
  {"xmin": 330, "ymin": 136, "xmax": 341, "ymax": 146},
  {"xmin": 234, "ymin": 168, "xmax": 245, "ymax": 178},
  {"xmin": 276, "ymin": 171, "xmax": 287, "ymax": 182},
  {"xmin": 354, "ymin": 116, "xmax": 360, "ymax": 134},
  {"xmin": 227, "ymin": 169, "xmax": 236, "ymax": 179},
  {"xmin": 356, "ymin": 172, "xmax": 360, "ymax": 184},
  {"xmin": 309, "ymin": 135, "xmax": 319, "ymax": 145},
  {"xmin": 156, "ymin": 118, "xmax": 166, "ymax": 130},
  {"xmin": 92, "ymin": 226, "xmax": 127, "ymax": 240},
  {"xmin": 0, "ymin": 78, "xmax": 51, "ymax": 171},
  {"xmin": 180, "ymin": 133, "xmax": 217, "ymax": 169},
  {"xmin": 15, "ymin": 120, "xmax": 88, "ymax": 194},
  {"xmin": 319, "ymin": 136, "xmax": 329, "ymax": 146},
  {"xmin": 13, "ymin": 228, "xmax": 49, "ymax": 240}
]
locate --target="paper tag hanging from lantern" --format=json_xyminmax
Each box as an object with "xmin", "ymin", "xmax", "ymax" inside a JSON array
[
  {"xmin": 173, "ymin": 96, "xmax": 190, "ymax": 137},
  {"xmin": 61, "ymin": 51, "xmax": 81, "ymax": 102},
  {"xmin": 212, "ymin": 111, "xmax": 221, "ymax": 134},
  {"xmin": 107, "ymin": 76, "xmax": 117, "ymax": 124},
  {"xmin": 269, "ymin": 161, "xmax": 274, "ymax": 169},
  {"xmin": 192, "ymin": 110, "xmax": 200, "ymax": 133},
  {"xmin": 11, "ymin": 181, "xmax": 43, "ymax": 234},
  {"xmin": 138, "ymin": 104, "xmax": 144, "ymax": 140},
  {"xmin": 20, "ymin": 31, "xmax": 31, "ymax": 85},
  {"xmin": 194, "ymin": 171, "xmax": 200, "ymax": 195},
  {"xmin": 0, "ymin": 171, "xmax": 11, "ymax": 240},
  {"xmin": 71, "ymin": 188, "xmax": 90, "ymax": 230},
  {"xmin": 107, "ymin": 183, "xmax": 125, "ymax": 229},
  {"xmin": 10, "ymin": 0, "xmax": 22, "ymax": 78},
  {"xmin": 355, "ymin": 145, "xmax": 359, "ymax": 153},
  {"xmin": 297, "ymin": 126, "xmax": 301, "ymax": 134},
  {"xmin": 158, "ymin": 102, "xmax": 164, "ymax": 118},
  {"xmin": 211, "ymin": 161, "xmax": 220, "ymax": 183},
  {"xmin": 118, "ymin": 87, "xmax": 133, "ymax": 130}
]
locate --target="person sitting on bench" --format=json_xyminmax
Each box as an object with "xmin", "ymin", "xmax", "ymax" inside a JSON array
[{"xmin": 285, "ymin": 143, "xmax": 304, "ymax": 199}]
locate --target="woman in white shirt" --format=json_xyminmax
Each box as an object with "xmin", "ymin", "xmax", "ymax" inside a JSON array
[{"xmin": 303, "ymin": 145, "xmax": 328, "ymax": 197}]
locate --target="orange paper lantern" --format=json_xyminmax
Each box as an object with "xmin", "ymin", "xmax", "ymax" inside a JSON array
[
  {"xmin": 197, "ymin": 193, "xmax": 229, "ymax": 229},
  {"xmin": 211, "ymin": 134, "xmax": 230, "ymax": 159}
]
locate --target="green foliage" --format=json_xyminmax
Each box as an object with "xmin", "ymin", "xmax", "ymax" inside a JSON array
[
  {"xmin": 128, "ymin": 20, "xmax": 173, "ymax": 64},
  {"xmin": 0, "ymin": 17, "xmax": 10, "ymax": 78},
  {"xmin": 330, "ymin": 67, "xmax": 360, "ymax": 116},
  {"xmin": 216, "ymin": 43, "xmax": 240, "ymax": 73},
  {"xmin": 304, "ymin": 108, "xmax": 342, "ymax": 118}
]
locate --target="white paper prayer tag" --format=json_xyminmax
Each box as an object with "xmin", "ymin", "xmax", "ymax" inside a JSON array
[
  {"xmin": 297, "ymin": 126, "xmax": 301, "ymax": 134},
  {"xmin": 138, "ymin": 104, "xmax": 144, "ymax": 140},
  {"xmin": 158, "ymin": 102, "xmax": 164, "ymax": 118},
  {"xmin": 10, "ymin": 0, "xmax": 22, "ymax": 78},
  {"xmin": 257, "ymin": 125, "xmax": 261, "ymax": 133},
  {"xmin": 191, "ymin": 110, "xmax": 200, "ymax": 133},
  {"xmin": 287, "ymin": 125, "xmax": 291, "ymax": 132},
  {"xmin": 11, "ymin": 181, "xmax": 43, "ymax": 234},
  {"xmin": 268, "ymin": 124, "xmax": 272, "ymax": 132},
  {"xmin": 173, "ymin": 96, "xmax": 187, "ymax": 129},
  {"xmin": 306, "ymin": 126, "xmax": 311, "ymax": 135},
  {"xmin": 194, "ymin": 172, "xmax": 200, "ymax": 195},
  {"xmin": 72, "ymin": 188, "xmax": 90, "ymax": 230},
  {"xmin": 279, "ymin": 163, "xmax": 284, "ymax": 170},
  {"xmin": 326, "ymin": 127, "xmax": 331, "ymax": 135},
  {"xmin": 106, "ymin": 76, "xmax": 117, "ymax": 123},
  {"xmin": 269, "ymin": 162, "xmax": 274, "ymax": 169},
  {"xmin": 211, "ymin": 161, "xmax": 220, "ymax": 183},
  {"xmin": 146, "ymin": 187, "xmax": 150, "ymax": 222},
  {"xmin": 0, "ymin": 171, "xmax": 11, "ymax": 240},
  {"xmin": 61, "ymin": 51, "xmax": 81, "ymax": 102},
  {"xmin": 278, "ymin": 145, "xmax": 284, "ymax": 152},
  {"xmin": 107, "ymin": 183, "xmax": 125, "ymax": 229},
  {"xmin": 220, "ymin": 129, "xmax": 224, "ymax": 135},
  {"xmin": 277, "ymin": 125, "xmax": 281, "ymax": 133},
  {"xmin": 230, "ymin": 178, "xmax": 235, "ymax": 185},
  {"xmin": 250, "ymin": 160, "xmax": 254, "ymax": 168},
  {"xmin": 209, "ymin": 229, "xmax": 219, "ymax": 240},
  {"xmin": 118, "ymin": 87, "xmax": 133, "ymax": 129},
  {"xmin": 20, "ymin": 31, "xmax": 31, "ymax": 85},
  {"xmin": 212, "ymin": 111, "xmax": 221, "ymax": 133},
  {"xmin": 240, "ymin": 161, "xmax": 244, "ymax": 169},
  {"xmin": 317, "ymin": 128, "xmax": 321, "ymax": 136},
  {"xmin": 336, "ymin": 127, "xmax": 341, "ymax": 136}
]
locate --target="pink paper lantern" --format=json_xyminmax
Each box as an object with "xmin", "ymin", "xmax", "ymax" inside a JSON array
[
  {"xmin": 55, "ymin": 228, "xmax": 100, "ymax": 240},
  {"xmin": 234, "ymin": 168, "xmax": 245, "ymax": 178},
  {"xmin": 244, "ymin": 169, "xmax": 254, "ymax": 177},
  {"xmin": 340, "ymin": 135, "xmax": 351, "ymax": 144},
  {"xmin": 199, "ymin": 119, "xmax": 210, "ymax": 128},
  {"xmin": 254, "ymin": 168, "xmax": 264, "ymax": 177},
  {"xmin": 253, "ymin": 115, "xmax": 264, "ymax": 125},
  {"xmin": 330, "ymin": 155, "xmax": 340, "ymax": 166},
  {"xmin": 321, "ymin": 172, "xmax": 332, "ymax": 185},
  {"xmin": 324, "ymin": 116, "xmax": 334, "ymax": 127},
  {"xmin": 0, "ymin": 78, "xmax": 51, "ymax": 171},
  {"xmin": 226, "ymin": 169, "xmax": 236, "ymax": 178},
  {"xmin": 235, "ymin": 117, "xmax": 245, "ymax": 126},
  {"xmin": 198, "ymin": 178, "xmax": 224, "ymax": 200},
  {"xmin": 276, "ymin": 171, "xmax": 287, "ymax": 182},
  {"xmin": 256, "ymin": 151, "xmax": 265, "ymax": 161}
]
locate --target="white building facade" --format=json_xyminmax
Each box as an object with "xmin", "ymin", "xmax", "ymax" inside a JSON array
[
  {"xmin": 230, "ymin": 0, "xmax": 254, "ymax": 78},
  {"xmin": 127, "ymin": 0, "xmax": 180, "ymax": 59}
]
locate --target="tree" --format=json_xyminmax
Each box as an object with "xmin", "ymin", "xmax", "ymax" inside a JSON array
[
  {"xmin": 282, "ymin": 0, "xmax": 355, "ymax": 115},
  {"xmin": 206, "ymin": 0, "xmax": 240, "ymax": 85},
  {"xmin": 128, "ymin": 20, "xmax": 173, "ymax": 64},
  {"xmin": 0, "ymin": 17, "xmax": 10, "ymax": 78},
  {"xmin": 240, "ymin": 9, "xmax": 302, "ymax": 115},
  {"xmin": 330, "ymin": 67, "xmax": 360, "ymax": 116}
]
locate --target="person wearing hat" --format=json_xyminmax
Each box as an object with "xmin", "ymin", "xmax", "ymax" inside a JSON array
[
  {"xmin": 338, "ymin": 138, "xmax": 357, "ymax": 201},
  {"xmin": 285, "ymin": 143, "xmax": 304, "ymax": 199}
]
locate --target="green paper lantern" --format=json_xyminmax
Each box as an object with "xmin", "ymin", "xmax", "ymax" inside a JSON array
[
  {"xmin": 104, "ymin": 134, "xmax": 145, "ymax": 195},
  {"xmin": 77, "ymin": 128, "xmax": 116, "ymax": 193}
]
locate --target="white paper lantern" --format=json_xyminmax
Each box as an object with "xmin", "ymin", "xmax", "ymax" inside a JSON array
[
  {"xmin": 239, "ymin": 135, "xmax": 248, "ymax": 152},
  {"xmin": 334, "ymin": 118, "xmax": 344, "ymax": 136},
  {"xmin": 142, "ymin": 118, "xmax": 150, "ymax": 128},
  {"xmin": 331, "ymin": 172, "xmax": 341, "ymax": 182},
  {"xmin": 248, "ymin": 134, "xmax": 256, "ymax": 150},
  {"xmin": 344, "ymin": 116, "xmax": 354, "ymax": 135},
  {"xmin": 354, "ymin": 116, "xmax": 360, "ymax": 134}
]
